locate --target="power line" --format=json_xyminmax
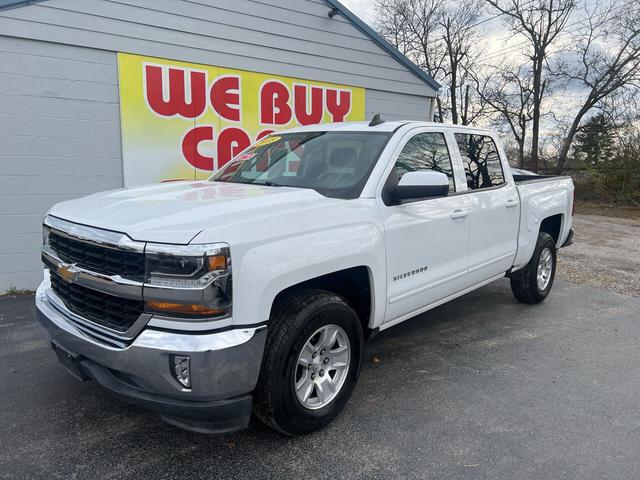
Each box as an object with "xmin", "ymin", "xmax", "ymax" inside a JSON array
[
  {"xmin": 393, "ymin": 0, "xmax": 540, "ymax": 49},
  {"xmin": 479, "ymin": 2, "xmax": 628, "ymax": 63}
]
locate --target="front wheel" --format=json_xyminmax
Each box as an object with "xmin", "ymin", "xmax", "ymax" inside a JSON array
[
  {"xmin": 253, "ymin": 289, "xmax": 364, "ymax": 435},
  {"xmin": 510, "ymin": 232, "xmax": 557, "ymax": 304}
]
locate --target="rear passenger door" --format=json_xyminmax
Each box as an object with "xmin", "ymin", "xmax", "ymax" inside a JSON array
[
  {"xmin": 454, "ymin": 133, "xmax": 519, "ymax": 284},
  {"xmin": 378, "ymin": 130, "xmax": 470, "ymax": 325}
]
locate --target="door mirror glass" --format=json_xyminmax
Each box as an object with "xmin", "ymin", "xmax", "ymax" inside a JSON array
[{"xmin": 393, "ymin": 171, "xmax": 449, "ymax": 200}]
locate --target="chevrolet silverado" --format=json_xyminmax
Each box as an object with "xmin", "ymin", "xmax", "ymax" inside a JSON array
[{"xmin": 35, "ymin": 119, "xmax": 574, "ymax": 435}]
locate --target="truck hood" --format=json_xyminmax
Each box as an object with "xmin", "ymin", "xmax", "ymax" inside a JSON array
[{"xmin": 48, "ymin": 181, "xmax": 336, "ymax": 244}]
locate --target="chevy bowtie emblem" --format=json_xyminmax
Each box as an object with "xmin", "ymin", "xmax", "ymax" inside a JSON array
[{"xmin": 57, "ymin": 264, "xmax": 79, "ymax": 283}]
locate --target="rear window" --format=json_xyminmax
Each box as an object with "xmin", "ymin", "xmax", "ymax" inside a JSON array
[{"xmin": 455, "ymin": 134, "xmax": 506, "ymax": 190}]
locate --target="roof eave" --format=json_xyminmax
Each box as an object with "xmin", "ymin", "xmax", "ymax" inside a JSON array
[
  {"xmin": 0, "ymin": 0, "xmax": 46, "ymax": 11},
  {"xmin": 322, "ymin": 0, "xmax": 442, "ymax": 91}
]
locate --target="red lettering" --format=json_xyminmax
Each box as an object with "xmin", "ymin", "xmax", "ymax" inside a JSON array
[
  {"xmin": 294, "ymin": 85, "xmax": 324, "ymax": 125},
  {"xmin": 210, "ymin": 76, "xmax": 241, "ymax": 122},
  {"xmin": 256, "ymin": 129, "xmax": 275, "ymax": 141},
  {"xmin": 260, "ymin": 81, "xmax": 292, "ymax": 125},
  {"xmin": 326, "ymin": 89, "xmax": 351, "ymax": 122},
  {"xmin": 145, "ymin": 65, "xmax": 206, "ymax": 118},
  {"xmin": 217, "ymin": 127, "xmax": 251, "ymax": 169},
  {"xmin": 182, "ymin": 126, "xmax": 214, "ymax": 170}
]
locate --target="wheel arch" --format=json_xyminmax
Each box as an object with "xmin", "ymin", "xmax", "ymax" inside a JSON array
[
  {"xmin": 539, "ymin": 213, "xmax": 563, "ymax": 246},
  {"xmin": 270, "ymin": 266, "xmax": 375, "ymax": 336}
]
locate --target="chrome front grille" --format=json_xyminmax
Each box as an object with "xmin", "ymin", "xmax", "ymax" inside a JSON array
[
  {"xmin": 50, "ymin": 271, "xmax": 144, "ymax": 333},
  {"xmin": 41, "ymin": 215, "xmax": 231, "ymax": 339},
  {"xmin": 43, "ymin": 216, "xmax": 148, "ymax": 337},
  {"xmin": 49, "ymin": 231, "xmax": 145, "ymax": 281}
]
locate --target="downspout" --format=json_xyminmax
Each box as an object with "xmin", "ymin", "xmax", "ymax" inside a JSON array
[{"xmin": 427, "ymin": 97, "xmax": 436, "ymax": 121}]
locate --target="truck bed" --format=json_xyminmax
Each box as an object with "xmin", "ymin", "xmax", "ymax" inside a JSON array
[
  {"xmin": 511, "ymin": 174, "xmax": 574, "ymax": 271},
  {"xmin": 513, "ymin": 174, "xmax": 570, "ymax": 184}
]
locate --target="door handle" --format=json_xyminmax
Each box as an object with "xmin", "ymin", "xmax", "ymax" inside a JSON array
[
  {"xmin": 505, "ymin": 199, "xmax": 519, "ymax": 208},
  {"xmin": 450, "ymin": 209, "xmax": 469, "ymax": 219}
]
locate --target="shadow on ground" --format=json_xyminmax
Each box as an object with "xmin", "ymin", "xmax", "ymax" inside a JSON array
[{"xmin": 1, "ymin": 279, "xmax": 639, "ymax": 479}]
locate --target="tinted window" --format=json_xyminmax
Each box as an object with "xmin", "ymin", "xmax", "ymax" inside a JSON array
[
  {"xmin": 211, "ymin": 132, "xmax": 391, "ymax": 199},
  {"xmin": 455, "ymin": 134, "xmax": 505, "ymax": 190},
  {"xmin": 394, "ymin": 133, "xmax": 455, "ymax": 192}
]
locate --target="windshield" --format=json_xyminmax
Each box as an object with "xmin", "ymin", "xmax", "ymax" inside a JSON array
[{"xmin": 210, "ymin": 132, "xmax": 392, "ymax": 199}]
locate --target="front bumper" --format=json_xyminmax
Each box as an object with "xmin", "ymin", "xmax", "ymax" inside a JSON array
[{"xmin": 35, "ymin": 281, "xmax": 267, "ymax": 434}]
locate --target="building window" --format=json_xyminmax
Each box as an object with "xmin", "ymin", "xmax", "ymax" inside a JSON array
[{"xmin": 455, "ymin": 134, "xmax": 505, "ymax": 190}]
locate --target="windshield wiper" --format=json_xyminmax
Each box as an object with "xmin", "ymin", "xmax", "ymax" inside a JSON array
[
  {"xmin": 263, "ymin": 180, "xmax": 283, "ymax": 187},
  {"xmin": 212, "ymin": 178, "xmax": 284, "ymax": 187}
]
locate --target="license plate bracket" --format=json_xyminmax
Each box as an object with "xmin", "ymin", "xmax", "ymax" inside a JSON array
[{"xmin": 51, "ymin": 342, "xmax": 89, "ymax": 382}]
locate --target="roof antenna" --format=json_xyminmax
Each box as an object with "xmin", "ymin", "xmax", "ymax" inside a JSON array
[
  {"xmin": 328, "ymin": 7, "xmax": 339, "ymax": 18},
  {"xmin": 369, "ymin": 113, "xmax": 385, "ymax": 127}
]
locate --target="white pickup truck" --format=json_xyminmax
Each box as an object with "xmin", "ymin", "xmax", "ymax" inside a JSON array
[{"xmin": 36, "ymin": 119, "xmax": 574, "ymax": 435}]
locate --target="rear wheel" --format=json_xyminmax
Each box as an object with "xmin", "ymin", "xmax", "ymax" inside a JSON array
[
  {"xmin": 511, "ymin": 232, "xmax": 557, "ymax": 304},
  {"xmin": 253, "ymin": 289, "xmax": 364, "ymax": 435}
]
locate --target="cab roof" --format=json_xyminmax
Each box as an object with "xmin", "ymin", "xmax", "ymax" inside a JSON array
[{"xmin": 281, "ymin": 121, "xmax": 493, "ymax": 135}]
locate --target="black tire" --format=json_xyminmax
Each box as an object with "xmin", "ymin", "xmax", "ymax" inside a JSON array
[
  {"xmin": 510, "ymin": 232, "xmax": 557, "ymax": 304},
  {"xmin": 253, "ymin": 289, "xmax": 364, "ymax": 436}
]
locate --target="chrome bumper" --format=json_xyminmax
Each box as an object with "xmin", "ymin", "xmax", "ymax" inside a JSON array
[{"xmin": 35, "ymin": 281, "xmax": 267, "ymax": 403}]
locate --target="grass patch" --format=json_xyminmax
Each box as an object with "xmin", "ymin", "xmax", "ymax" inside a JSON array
[
  {"xmin": 575, "ymin": 201, "xmax": 640, "ymax": 219},
  {"xmin": 1, "ymin": 286, "xmax": 34, "ymax": 298}
]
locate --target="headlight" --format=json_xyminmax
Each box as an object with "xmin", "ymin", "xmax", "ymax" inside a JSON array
[
  {"xmin": 146, "ymin": 253, "xmax": 227, "ymax": 285},
  {"xmin": 145, "ymin": 244, "xmax": 229, "ymax": 288},
  {"xmin": 144, "ymin": 243, "xmax": 231, "ymax": 318}
]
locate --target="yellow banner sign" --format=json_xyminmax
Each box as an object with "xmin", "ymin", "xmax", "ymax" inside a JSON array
[{"xmin": 117, "ymin": 53, "xmax": 366, "ymax": 186}]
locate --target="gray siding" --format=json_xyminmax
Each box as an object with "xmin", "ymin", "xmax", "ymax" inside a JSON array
[
  {"xmin": 366, "ymin": 89, "xmax": 430, "ymax": 121},
  {"xmin": 0, "ymin": 0, "xmax": 436, "ymax": 291},
  {"xmin": 0, "ymin": 0, "xmax": 437, "ymax": 96},
  {"xmin": 0, "ymin": 37, "xmax": 122, "ymax": 290}
]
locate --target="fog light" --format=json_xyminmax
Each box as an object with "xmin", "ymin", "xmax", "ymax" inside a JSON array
[{"xmin": 173, "ymin": 355, "xmax": 191, "ymax": 389}]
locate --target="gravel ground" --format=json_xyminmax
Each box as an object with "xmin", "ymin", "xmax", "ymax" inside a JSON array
[{"xmin": 556, "ymin": 214, "xmax": 640, "ymax": 297}]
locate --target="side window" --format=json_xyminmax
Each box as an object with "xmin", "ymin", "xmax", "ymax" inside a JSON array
[
  {"xmin": 395, "ymin": 133, "xmax": 455, "ymax": 192},
  {"xmin": 455, "ymin": 134, "xmax": 505, "ymax": 190}
]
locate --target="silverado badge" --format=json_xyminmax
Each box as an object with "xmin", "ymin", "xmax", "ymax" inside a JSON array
[{"xmin": 393, "ymin": 266, "xmax": 429, "ymax": 282}]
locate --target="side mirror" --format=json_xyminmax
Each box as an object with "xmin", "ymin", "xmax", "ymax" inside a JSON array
[{"xmin": 393, "ymin": 171, "xmax": 449, "ymax": 200}]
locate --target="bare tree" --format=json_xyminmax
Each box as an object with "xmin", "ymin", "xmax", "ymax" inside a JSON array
[
  {"xmin": 374, "ymin": 0, "xmax": 418, "ymax": 57},
  {"xmin": 485, "ymin": 0, "xmax": 576, "ymax": 171},
  {"xmin": 375, "ymin": 0, "xmax": 447, "ymax": 119},
  {"xmin": 375, "ymin": 0, "xmax": 486, "ymax": 124},
  {"xmin": 457, "ymin": 68, "xmax": 489, "ymax": 125},
  {"xmin": 475, "ymin": 64, "xmax": 535, "ymax": 167},
  {"xmin": 439, "ymin": 0, "xmax": 485, "ymax": 124},
  {"xmin": 553, "ymin": 0, "xmax": 640, "ymax": 172}
]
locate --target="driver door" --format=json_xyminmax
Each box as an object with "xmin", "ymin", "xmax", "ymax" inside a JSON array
[{"xmin": 378, "ymin": 130, "xmax": 470, "ymax": 325}]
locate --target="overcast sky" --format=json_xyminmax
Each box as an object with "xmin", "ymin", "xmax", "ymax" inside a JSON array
[
  {"xmin": 340, "ymin": 0, "xmax": 510, "ymax": 56},
  {"xmin": 339, "ymin": 0, "xmax": 595, "ymax": 126},
  {"xmin": 339, "ymin": 0, "xmax": 603, "ymax": 69},
  {"xmin": 341, "ymin": 0, "xmax": 376, "ymax": 23}
]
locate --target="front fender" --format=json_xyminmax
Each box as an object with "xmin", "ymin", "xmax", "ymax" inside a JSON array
[{"xmin": 232, "ymin": 222, "xmax": 386, "ymax": 329}]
